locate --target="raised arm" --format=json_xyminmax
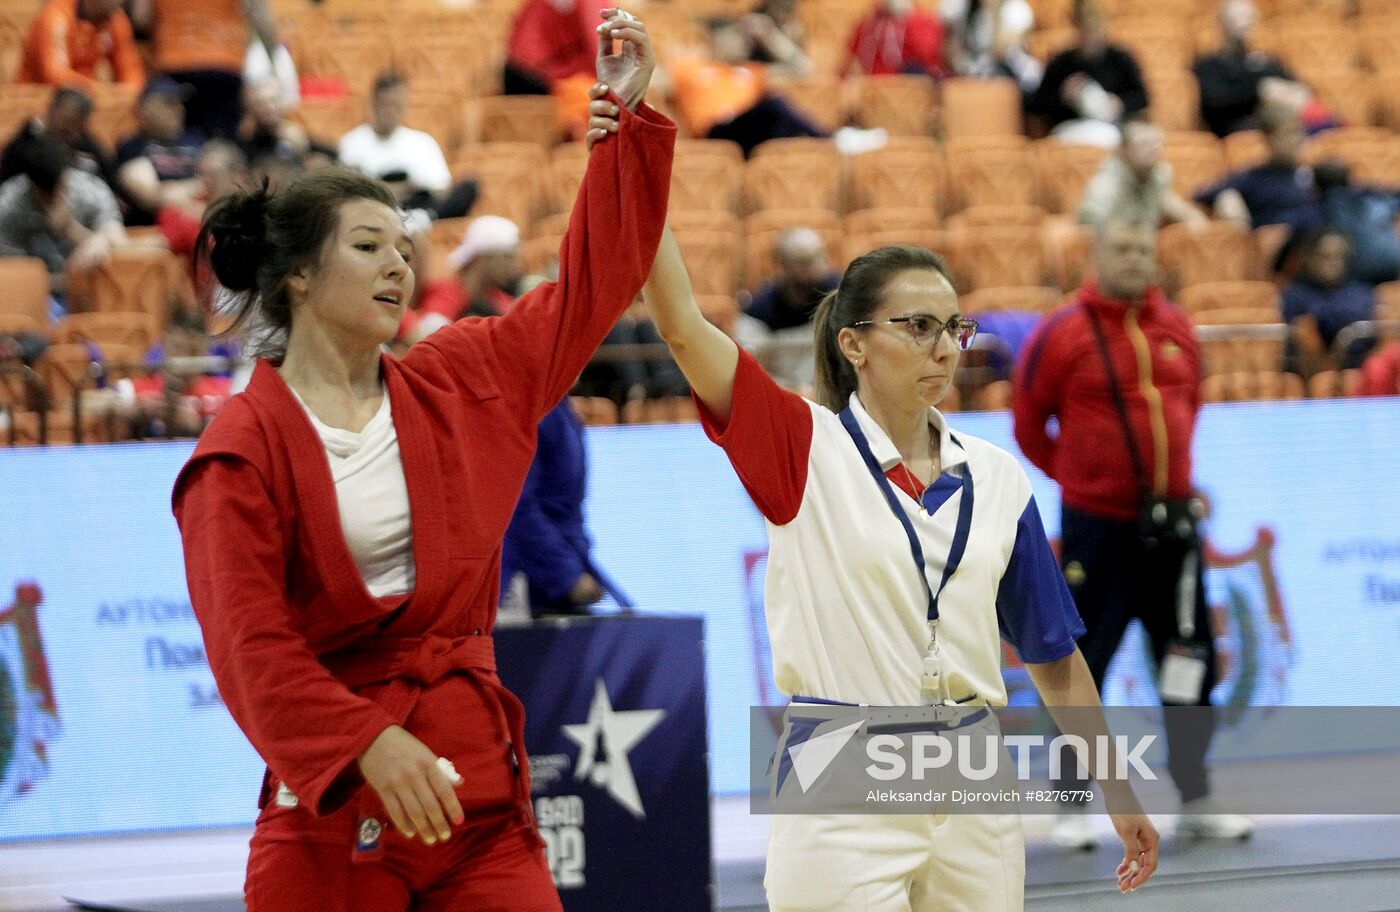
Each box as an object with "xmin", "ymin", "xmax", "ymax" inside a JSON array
[
  {"xmin": 412, "ymin": 10, "xmax": 675, "ymax": 422},
  {"xmin": 643, "ymin": 224, "xmax": 740, "ymax": 423}
]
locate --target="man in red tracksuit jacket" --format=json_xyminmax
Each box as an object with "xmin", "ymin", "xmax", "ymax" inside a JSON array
[{"xmin": 1013, "ymin": 219, "xmax": 1253, "ymax": 847}]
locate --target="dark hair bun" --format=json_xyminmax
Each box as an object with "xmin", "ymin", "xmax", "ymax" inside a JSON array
[{"xmin": 202, "ymin": 187, "xmax": 271, "ymax": 293}]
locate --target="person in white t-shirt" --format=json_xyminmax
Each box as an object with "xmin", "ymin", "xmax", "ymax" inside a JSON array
[
  {"xmin": 581, "ymin": 87, "xmax": 1157, "ymax": 912},
  {"xmin": 337, "ymin": 72, "xmax": 452, "ymax": 215}
]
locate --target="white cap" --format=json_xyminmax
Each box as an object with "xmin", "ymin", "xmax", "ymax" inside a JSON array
[{"xmin": 448, "ymin": 216, "xmax": 521, "ymax": 271}]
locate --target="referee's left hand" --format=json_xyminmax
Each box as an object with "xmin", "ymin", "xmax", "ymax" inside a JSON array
[{"xmin": 1111, "ymin": 812, "xmax": 1159, "ymax": 893}]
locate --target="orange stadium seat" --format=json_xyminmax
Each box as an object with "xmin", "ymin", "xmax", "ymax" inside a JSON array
[
  {"xmin": 745, "ymin": 209, "xmax": 843, "ymax": 288},
  {"xmin": 847, "ymin": 140, "xmax": 945, "ymax": 215},
  {"xmin": 451, "ymin": 143, "xmax": 550, "ymax": 233},
  {"xmin": 944, "ymin": 137, "xmax": 1037, "ymax": 213},
  {"xmin": 393, "ymin": 32, "xmax": 493, "ymax": 99},
  {"xmin": 402, "ymin": 88, "xmax": 466, "ymax": 159},
  {"xmin": 0, "ymin": 85, "xmax": 54, "ymax": 140},
  {"xmin": 73, "ymin": 249, "xmax": 178, "ymax": 329},
  {"xmin": 1272, "ymin": 22, "xmax": 1360, "ymax": 74},
  {"xmin": 945, "ymin": 204, "xmax": 1047, "ymax": 230},
  {"xmin": 1272, "ymin": 0, "xmax": 1351, "ymax": 17},
  {"xmin": 769, "ymin": 75, "xmax": 849, "ymax": 134},
  {"xmin": 1158, "ymin": 221, "xmax": 1257, "ymax": 292},
  {"xmin": 623, "ymin": 396, "xmax": 701, "ymax": 425},
  {"xmin": 744, "ymin": 145, "xmax": 844, "ymax": 213},
  {"xmin": 51, "ymin": 312, "xmax": 158, "ymax": 351},
  {"xmin": 298, "ymin": 33, "xmax": 383, "ymax": 88},
  {"xmin": 290, "ymin": 96, "xmax": 363, "ymax": 148},
  {"xmin": 0, "ymin": 257, "xmax": 52, "ymax": 326},
  {"xmin": 547, "ymin": 142, "xmax": 590, "ymax": 214},
  {"xmin": 1222, "ymin": 130, "xmax": 1270, "ymax": 172},
  {"xmin": 1359, "ymin": 24, "xmax": 1400, "ymax": 70},
  {"xmin": 1196, "ymin": 315, "xmax": 1287, "ymax": 375},
  {"xmin": 948, "ymin": 224, "xmax": 1047, "ymax": 291},
  {"xmin": 671, "ymin": 139, "xmax": 745, "ymax": 214},
  {"xmin": 939, "ymin": 78, "xmax": 1021, "ymax": 140},
  {"xmin": 1298, "ymin": 66, "xmax": 1377, "ymax": 128},
  {"xmin": 0, "ymin": 313, "xmax": 42, "ymax": 338},
  {"xmin": 520, "ymin": 234, "xmax": 562, "ymax": 278},
  {"xmin": 1302, "ymin": 128, "xmax": 1400, "ymax": 181},
  {"xmin": 1113, "ymin": 18, "xmax": 1194, "ymax": 73},
  {"xmin": 1307, "ymin": 368, "xmax": 1363, "ymax": 398},
  {"xmin": 1025, "ymin": 27, "xmax": 1076, "ymax": 65},
  {"xmin": 1177, "ymin": 280, "xmax": 1281, "ymax": 319},
  {"xmin": 853, "ymin": 75, "xmax": 937, "ymax": 136},
  {"xmin": 671, "ymin": 216, "xmax": 744, "ymax": 296},
  {"xmin": 843, "ymin": 228, "xmax": 950, "ymax": 269},
  {"xmin": 844, "ymin": 208, "xmax": 941, "ymax": 237},
  {"xmin": 1203, "ymin": 370, "xmax": 1305, "ymax": 402},
  {"xmin": 1143, "ymin": 67, "xmax": 1201, "ymax": 133},
  {"xmin": 1034, "ymin": 140, "xmax": 1112, "ymax": 215},
  {"xmin": 1162, "ymin": 131, "xmax": 1227, "ymax": 199},
  {"xmin": 1358, "ymin": 0, "xmax": 1400, "ymax": 19},
  {"xmin": 962, "ymin": 286, "xmax": 1064, "ymax": 315},
  {"xmin": 1031, "ymin": 0, "xmax": 1077, "ymax": 29},
  {"xmin": 468, "ymin": 96, "xmax": 563, "ymax": 146},
  {"xmin": 1042, "ymin": 217, "xmax": 1095, "ymax": 292}
]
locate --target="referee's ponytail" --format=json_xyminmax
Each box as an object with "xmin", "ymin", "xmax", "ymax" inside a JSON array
[{"xmin": 812, "ymin": 245, "xmax": 954, "ymax": 412}]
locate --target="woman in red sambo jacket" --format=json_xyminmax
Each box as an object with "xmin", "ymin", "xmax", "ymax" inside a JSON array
[{"xmin": 170, "ymin": 10, "xmax": 672, "ymax": 910}]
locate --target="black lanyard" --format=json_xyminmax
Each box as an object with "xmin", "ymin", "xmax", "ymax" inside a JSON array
[{"xmin": 839, "ymin": 407, "xmax": 975, "ymax": 627}]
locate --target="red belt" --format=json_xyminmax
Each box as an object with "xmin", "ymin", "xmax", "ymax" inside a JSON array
[{"xmin": 274, "ymin": 635, "xmax": 538, "ymax": 847}]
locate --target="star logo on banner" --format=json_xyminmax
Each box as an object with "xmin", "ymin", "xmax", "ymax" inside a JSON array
[{"xmin": 562, "ymin": 679, "xmax": 665, "ymax": 818}]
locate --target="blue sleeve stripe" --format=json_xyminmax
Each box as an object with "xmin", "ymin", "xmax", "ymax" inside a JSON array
[{"xmin": 995, "ymin": 496, "xmax": 1087, "ymax": 665}]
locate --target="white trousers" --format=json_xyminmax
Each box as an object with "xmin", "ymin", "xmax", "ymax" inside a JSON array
[{"xmin": 765, "ymin": 811, "xmax": 1025, "ymax": 912}]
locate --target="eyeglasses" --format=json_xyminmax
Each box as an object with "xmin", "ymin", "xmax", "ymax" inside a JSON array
[{"xmin": 848, "ymin": 314, "xmax": 980, "ymax": 350}]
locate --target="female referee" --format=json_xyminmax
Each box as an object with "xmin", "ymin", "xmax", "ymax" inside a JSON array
[
  {"xmin": 583, "ymin": 91, "xmax": 1156, "ymax": 912},
  {"xmin": 170, "ymin": 14, "xmax": 672, "ymax": 910}
]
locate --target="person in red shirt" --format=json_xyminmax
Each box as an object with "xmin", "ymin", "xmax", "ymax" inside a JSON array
[
  {"xmin": 1357, "ymin": 341, "xmax": 1400, "ymax": 396},
  {"xmin": 170, "ymin": 11, "xmax": 672, "ymax": 909},
  {"xmin": 16, "ymin": 0, "xmax": 144, "ymax": 90},
  {"xmin": 505, "ymin": 0, "xmax": 611, "ymax": 94},
  {"xmin": 1013, "ymin": 219, "xmax": 1253, "ymax": 848},
  {"xmin": 843, "ymin": 0, "xmax": 947, "ymax": 78}
]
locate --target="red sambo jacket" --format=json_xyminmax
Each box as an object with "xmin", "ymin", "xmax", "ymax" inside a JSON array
[
  {"xmin": 172, "ymin": 100, "xmax": 675, "ymax": 820},
  {"xmin": 1012, "ymin": 281, "xmax": 1202, "ymax": 521}
]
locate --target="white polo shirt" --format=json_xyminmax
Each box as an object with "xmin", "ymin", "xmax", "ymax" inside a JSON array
[{"xmin": 698, "ymin": 350, "xmax": 1083, "ymax": 707}]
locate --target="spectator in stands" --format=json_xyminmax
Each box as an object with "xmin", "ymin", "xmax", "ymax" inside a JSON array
[
  {"xmin": 16, "ymin": 0, "xmax": 143, "ymax": 90},
  {"xmin": 743, "ymin": 0, "xmax": 812, "ymax": 76},
  {"xmin": 1, "ymin": 87, "xmax": 116, "ymax": 190},
  {"xmin": 504, "ymin": 0, "xmax": 609, "ymax": 95},
  {"xmin": 1195, "ymin": 104, "xmax": 1319, "ymax": 230},
  {"xmin": 1078, "ymin": 120, "xmax": 1207, "ymax": 229},
  {"xmin": 0, "ymin": 133, "xmax": 125, "ymax": 301},
  {"xmin": 941, "ymin": 0, "xmax": 1042, "ymax": 94},
  {"xmin": 402, "ymin": 216, "xmax": 523, "ymax": 344},
  {"xmin": 130, "ymin": 0, "xmax": 279, "ymax": 139},
  {"xmin": 1193, "ymin": 0, "xmax": 1298, "ymax": 138},
  {"xmin": 115, "ymin": 77, "xmax": 207, "ymax": 226},
  {"xmin": 577, "ymin": 292, "xmax": 688, "ymax": 403},
  {"xmin": 338, "ymin": 73, "xmax": 455, "ymax": 217},
  {"xmin": 155, "ymin": 140, "xmax": 248, "ymax": 260},
  {"xmin": 1314, "ymin": 160, "xmax": 1400, "ymax": 285},
  {"xmin": 1027, "ymin": 0, "xmax": 1147, "ymax": 146},
  {"xmin": 1357, "ymin": 341, "xmax": 1400, "ymax": 396},
  {"xmin": 501, "ymin": 398, "xmax": 632, "ymax": 619},
  {"xmin": 843, "ymin": 0, "xmax": 947, "ymax": 77},
  {"xmin": 668, "ymin": 20, "xmax": 826, "ymax": 157},
  {"xmin": 1282, "ymin": 227, "xmax": 1378, "ymax": 374},
  {"xmin": 235, "ymin": 77, "xmax": 312, "ymax": 172},
  {"xmin": 1014, "ymin": 217, "xmax": 1252, "ymax": 848},
  {"xmin": 745, "ymin": 227, "xmax": 839, "ymax": 331}
]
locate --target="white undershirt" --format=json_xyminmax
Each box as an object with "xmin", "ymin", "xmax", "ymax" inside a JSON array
[{"xmin": 293, "ymin": 389, "xmax": 416, "ymax": 598}]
